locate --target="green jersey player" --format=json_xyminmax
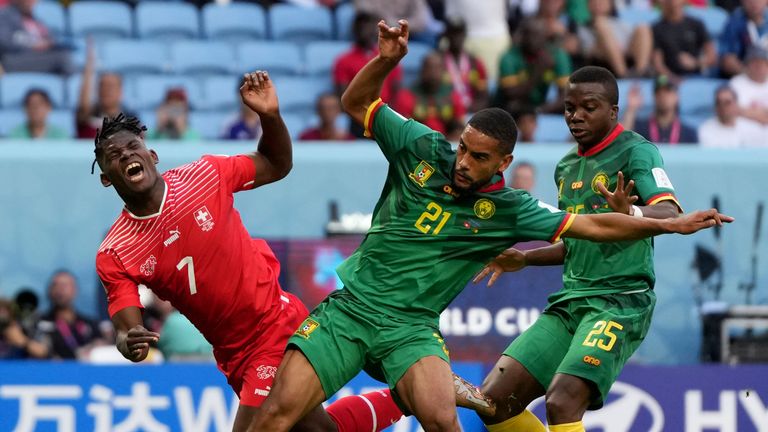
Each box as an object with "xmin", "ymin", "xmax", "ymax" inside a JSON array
[
  {"xmin": 248, "ymin": 22, "xmax": 731, "ymax": 432},
  {"xmin": 474, "ymin": 66, "xmax": 691, "ymax": 432}
]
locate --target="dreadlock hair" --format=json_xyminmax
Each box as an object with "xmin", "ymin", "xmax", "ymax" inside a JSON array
[{"xmin": 91, "ymin": 113, "xmax": 147, "ymax": 174}]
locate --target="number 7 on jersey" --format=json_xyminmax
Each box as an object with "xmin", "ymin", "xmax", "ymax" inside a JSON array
[{"xmin": 177, "ymin": 256, "xmax": 197, "ymax": 295}]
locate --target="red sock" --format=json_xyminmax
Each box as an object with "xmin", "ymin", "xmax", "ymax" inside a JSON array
[{"xmin": 326, "ymin": 389, "xmax": 404, "ymax": 432}]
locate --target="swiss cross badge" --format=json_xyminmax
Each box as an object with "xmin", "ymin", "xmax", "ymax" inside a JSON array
[{"xmin": 194, "ymin": 206, "xmax": 215, "ymax": 232}]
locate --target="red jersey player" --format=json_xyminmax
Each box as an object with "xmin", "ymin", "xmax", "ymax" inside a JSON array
[{"xmin": 93, "ymin": 71, "xmax": 405, "ymax": 432}]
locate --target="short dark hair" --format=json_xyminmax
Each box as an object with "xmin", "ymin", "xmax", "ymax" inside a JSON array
[
  {"xmin": 23, "ymin": 88, "xmax": 52, "ymax": 107},
  {"xmin": 715, "ymin": 84, "xmax": 737, "ymax": 102},
  {"xmin": 467, "ymin": 108, "xmax": 517, "ymax": 154},
  {"xmin": 92, "ymin": 113, "xmax": 147, "ymax": 174},
  {"xmin": 568, "ymin": 66, "xmax": 619, "ymax": 105}
]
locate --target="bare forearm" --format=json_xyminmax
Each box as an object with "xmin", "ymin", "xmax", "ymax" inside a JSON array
[
  {"xmin": 523, "ymin": 242, "xmax": 566, "ymax": 266},
  {"xmin": 341, "ymin": 55, "xmax": 401, "ymax": 121},
  {"xmin": 257, "ymin": 112, "xmax": 292, "ymax": 179},
  {"xmin": 568, "ymin": 213, "xmax": 673, "ymax": 242},
  {"xmin": 634, "ymin": 201, "xmax": 679, "ymax": 219}
]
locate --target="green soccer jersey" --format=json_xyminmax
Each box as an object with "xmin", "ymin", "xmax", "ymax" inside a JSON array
[
  {"xmin": 336, "ymin": 99, "xmax": 575, "ymax": 321},
  {"xmin": 498, "ymin": 45, "xmax": 572, "ymax": 107},
  {"xmin": 549, "ymin": 125, "xmax": 681, "ymax": 306}
]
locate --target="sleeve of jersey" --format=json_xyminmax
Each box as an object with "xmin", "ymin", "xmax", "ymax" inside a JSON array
[
  {"xmin": 204, "ymin": 154, "xmax": 257, "ymax": 194},
  {"xmin": 628, "ymin": 145, "xmax": 683, "ymax": 211},
  {"xmin": 96, "ymin": 252, "xmax": 142, "ymax": 318},
  {"xmin": 364, "ymin": 98, "xmax": 435, "ymax": 162},
  {"xmin": 514, "ymin": 193, "xmax": 575, "ymax": 243}
]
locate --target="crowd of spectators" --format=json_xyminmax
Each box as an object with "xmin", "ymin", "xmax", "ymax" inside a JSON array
[{"xmin": 2, "ymin": 0, "xmax": 768, "ymax": 146}]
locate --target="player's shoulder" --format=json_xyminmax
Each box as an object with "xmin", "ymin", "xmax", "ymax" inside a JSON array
[{"xmin": 97, "ymin": 213, "xmax": 135, "ymax": 256}]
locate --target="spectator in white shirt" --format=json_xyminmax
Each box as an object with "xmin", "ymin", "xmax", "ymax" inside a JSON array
[
  {"xmin": 699, "ymin": 86, "xmax": 765, "ymax": 147},
  {"xmin": 729, "ymin": 45, "xmax": 768, "ymax": 125}
]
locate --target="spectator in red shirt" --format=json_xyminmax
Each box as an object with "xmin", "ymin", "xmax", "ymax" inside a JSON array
[
  {"xmin": 393, "ymin": 51, "xmax": 466, "ymax": 134},
  {"xmin": 333, "ymin": 12, "xmax": 403, "ymax": 137},
  {"xmin": 440, "ymin": 17, "xmax": 489, "ymax": 113},
  {"xmin": 299, "ymin": 93, "xmax": 355, "ymax": 141}
]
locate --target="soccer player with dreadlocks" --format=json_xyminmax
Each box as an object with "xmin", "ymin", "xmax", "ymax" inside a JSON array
[{"xmin": 93, "ymin": 72, "xmax": 406, "ymax": 432}]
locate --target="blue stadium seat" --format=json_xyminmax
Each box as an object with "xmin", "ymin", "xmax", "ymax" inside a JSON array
[
  {"xmin": 334, "ymin": 2, "xmax": 355, "ymax": 40},
  {"xmin": 533, "ymin": 114, "xmax": 571, "ymax": 143},
  {"xmin": 617, "ymin": 78, "xmax": 654, "ymax": 117},
  {"xmin": 269, "ymin": 4, "xmax": 333, "ymax": 43},
  {"xmin": 189, "ymin": 111, "xmax": 233, "ymax": 139},
  {"xmin": 170, "ymin": 41, "xmax": 236, "ymax": 75},
  {"xmin": 129, "ymin": 75, "xmax": 202, "ymax": 110},
  {"xmin": 69, "ymin": 1, "xmax": 133, "ymax": 39},
  {"xmin": 48, "ymin": 110, "xmax": 75, "ymax": 137},
  {"xmin": 34, "ymin": 1, "xmax": 67, "ymax": 39},
  {"xmin": 617, "ymin": 7, "xmax": 660, "ymax": 27},
  {"xmin": 0, "ymin": 109, "xmax": 24, "ymax": 137},
  {"xmin": 199, "ymin": 75, "xmax": 240, "ymax": 111},
  {"xmin": 679, "ymin": 78, "xmax": 725, "ymax": 116},
  {"xmin": 281, "ymin": 113, "xmax": 309, "ymax": 139},
  {"xmin": 0, "ymin": 109, "xmax": 73, "ymax": 138},
  {"xmin": 305, "ymin": 41, "xmax": 349, "ymax": 76},
  {"xmin": 236, "ymin": 41, "xmax": 303, "ymax": 77},
  {"xmin": 685, "ymin": 6, "xmax": 729, "ymax": 39},
  {"xmin": 137, "ymin": 109, "xmax": 157, "ymax": 132},
  {"xmin": 400, "ymin": 42, "xmax": 434, "ymax": 84},
  {"xmin": 0, "ymin": 73, "xmax": 66, "ymax": 108},
  {"xmin": 136, "ymin": 2, "xmax": 200, "ymax": 40},
  {"xmin": 273, "ymin": 77, "xmax": 330, "ymax": 117},
  {"xmin": 99, "ymin": 39, "xmax": 169, "ymax": 75},
  {"xmin": 202, "ymin": 3, "xmax": 267, "ymax": 40}
]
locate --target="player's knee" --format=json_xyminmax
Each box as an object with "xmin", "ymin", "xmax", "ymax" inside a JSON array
[
  {"xmin": 256, "ymin": 399, "xmax": 296, "ymax": 428},
  {"xmin": 479, "ymin": 385, "xmax": 520, "ymax": 423},
  {"xmin": 419, "ymin": 409, "xmax": 460, "ymax": 432},
  {"xmin": 544, "ymin": 389, "xmax": 587, "ymax": 423}
]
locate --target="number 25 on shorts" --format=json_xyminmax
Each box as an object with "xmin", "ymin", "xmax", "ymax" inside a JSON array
[{"xmin": 582, "ymin": 320, "xmax": 623, "ymax": 352}]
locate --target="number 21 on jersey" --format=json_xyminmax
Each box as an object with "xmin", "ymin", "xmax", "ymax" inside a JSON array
[{"xmin": 414, "ymin": 202, "xmax": 452, "ymax": 235}]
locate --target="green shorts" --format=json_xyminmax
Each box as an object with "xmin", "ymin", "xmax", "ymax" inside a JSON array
[
  {"xmin": 288, "ymin": 289, "xmax": 450, "ymax": 399},
  {"xmin": 503, "ymin": 290, "xmax": 656, "ymax": 409}
]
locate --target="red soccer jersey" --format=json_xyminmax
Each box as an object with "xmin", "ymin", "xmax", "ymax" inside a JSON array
[{"xmin": 96, "ymin": 155, "xmax": 288, "ymax": 366}]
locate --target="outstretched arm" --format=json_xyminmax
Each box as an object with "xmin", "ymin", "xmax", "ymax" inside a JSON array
[
  {"xmin": 596, "ymin": 171, "xmax": 680, "ymax": 219},
  {"xmin": 111, "ymin": 306, "xmax": 159, "ymax": 363},
  {"xmin": 240, "ymin": 71, "xmax": 293, "ymax": 188},
  {"xmin": 473, "ymin": 242, "xmax": 566, "ymax": 287},
  {"xmin": 341, "ymin": 20, "xmax": 409, "ymax": 126}
]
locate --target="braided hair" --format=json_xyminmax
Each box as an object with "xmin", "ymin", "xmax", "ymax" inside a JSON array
[{"xmin": 91, "ymin": 113, "xmax": 147, "ymax": 174}]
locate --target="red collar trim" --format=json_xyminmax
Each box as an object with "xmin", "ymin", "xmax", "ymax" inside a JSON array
[
  {"xmin": 578, "ymin": 124, "xmax": 624, "ymax": 157},
  {"xmin": 479, "ymin": 173, "xmax": 506, "ymax": 193}
]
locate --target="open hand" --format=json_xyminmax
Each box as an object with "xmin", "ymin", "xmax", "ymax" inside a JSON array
[
  {"xmin": 378, "ymin": 19, "xmax": 409, "ymax": 61},
  {"xmin": 596, "ymin": 171, "xmax": 638, "ymax": 215},
  {"xmin": 472, "ymin": 248, "xmax": 527, "ymax": 287},
  {"xmin": 671, "ymin": 209, "xmax": 734, "ymax": 235},
  {"xmin": 240, "ymin": 71, "xmax": 279, "ymax": 116}
]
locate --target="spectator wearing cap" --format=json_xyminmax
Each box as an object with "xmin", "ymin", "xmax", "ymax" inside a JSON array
[
  {"xmin": 622, "ymin": 76, "xmax": 698, "ymax": 144},
  {"xmin": 699, "ymin": 86, "xmax": 764, "ymax": 147},
  {"xmin": 299, "ymin": 93, "xmax": 355, "ymax": 141},
  {"xmin": 9, "ymin": 88, "xmax": 68, "ymax": 139},
  {"xmin": 439, "ymin": 18, "xmax": 489, "ymax": 113},
  {"xmin": 652, "ymin": 0, "xmax": 716, "ymax": 78},
  {"xmin": 150, "ymin": 88, "xmax": 201, "ymax": 141},
  {"xmin": 0, "ymin": 0, "xmax": 71, "ymax": 74},
  {"xmin": 729, "ymin": 45, "xmax": 768, "ymax": 125},
  {"xmin": 720, "ymin": 0, "xmax": 768, "ymax": 78}
]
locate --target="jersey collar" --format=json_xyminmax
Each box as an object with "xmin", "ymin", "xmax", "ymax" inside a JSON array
[
  {"xmin": 478, "ymin": 172, "xmax": 505, "ymax": 193},
  {"xmin": 124, "ymin": 179, "xmax": 168, "ymax": 220},
  {"xmin": 578, "ymin": 123, "xmax": 624, "ymax": 157}
]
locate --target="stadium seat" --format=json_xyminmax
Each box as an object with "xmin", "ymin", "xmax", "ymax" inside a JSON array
[
  {"xmin": 69, "ymin": 1, "xmax": 133, "ymax": 39},
  {"xmin": 99, "ymin": 39, "xmax": 170, "ymax": 75},
  {"xmin": 273, "ymin": 76, "xmax": 330, "ymax": 117},
  {"xmin": 334, "ymin": 2, "xmax": 355, "ymax": 40},
  {"xmin": 617, "ymin": 7, "xmax": 660, "ymax": 27},
  {"xmin": 305, "ymin": 41, "xmax": 349, "ymax": 76},
  {"xmin": 533, "ymin": 114, "xmax": 571, "ymax": 143},
  {"xmin": 269, "ymin": 4, "xmax": 333, "ymax": 43},
  {"xmin": 189, "ymin": 111, "xmax": 233, "ymax": 139},
  {"xmin": 679, "ymin": 78, "xmax": 725, "ymax": 116},
  {"xmin": 0, "ymin": 73, "xmax": 66, "ymax": 108},
  {"xmin": 0, "ymin": 109, "xmax": 24, "ymax": 137},
  {"xmin": 236, "ymin": 41, "xmax": 303, "ymax": 77},
  {"xmin": 48, "ymin": 110, "xmax": 75, "ymax": 137},
  {"xmin": 170, "ymin": 41, "xmax": 237, "ymax": 75},
  {"xmin": 685, "ymin": 6, "xmax": 729, "ymax": 39},
  {"xmin": 400, "ymin": 42, "xmax": 434, "ymax": 85},
  {"xmin": 129, "ymin": 75, "xmax": 203, "ymax": 110},
  {"xmin": 34, "ymin": 1, "xmax": 67, "ymax": 39},
  {"xmin": 0, "ymin": 109, "xmax": 73, "ymax": 138},
  {"xmin": 136, "ymin": 2, "xmax": 200, "ymax": 40},
  {"xmin": 137, "ymin": 109, "xmax": 157, "ymax": 132},
  {"xmin": 202, "ymin": 3, "xmax": 267, "ymax": 40},
  {"xmin": 199, "ymin": 75, "xmax": 240, "ymax": 111},
  {"xmin": 281, "ymin": 113, "xmax": 309, "ymax": 139},
  {"xmin": 617, "ymin": 78, "xmax": 654, "ymax": 117}
]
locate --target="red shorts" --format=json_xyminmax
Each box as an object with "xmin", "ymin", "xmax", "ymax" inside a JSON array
[{"xmin": 220, "ymin": 292, "xmax": 309, "ymax": 407}]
